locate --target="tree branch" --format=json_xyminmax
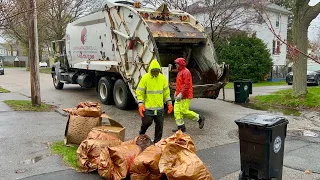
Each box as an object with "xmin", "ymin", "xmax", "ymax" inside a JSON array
[{"xmin": 305, "ymin": 2, "xmax": 320, "ymax": 23}]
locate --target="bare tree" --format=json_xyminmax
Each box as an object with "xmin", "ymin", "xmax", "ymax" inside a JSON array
[
  {"xmin": 0, "ymin": 0, "xmax": 48, "ymax": 53},
  {"xmin": 143, "ymin": 0, "xmax": 190, "ymax": 11},
  {"xmin": 189, "ymin": 0, "xmax": 261, "ymax": 43},
  {"xmin": 310, "ymin": 30, "xmax": 320, "ymax": 51},
  {"xmin": 0, "ymin": 0, "xmax": 98, "ymax": 60},
  {"xmin": 42, "ymin": 0, "xmax": 98, "ymax": 41},
  {"xmin": 142, "ymin": 0, "xmax": 259, "ymax": 43}
]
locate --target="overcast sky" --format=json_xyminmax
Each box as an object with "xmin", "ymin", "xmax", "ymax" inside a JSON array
[{"xmin": 308, "ymin": 0, "xmax": 320, "ymax": 42}]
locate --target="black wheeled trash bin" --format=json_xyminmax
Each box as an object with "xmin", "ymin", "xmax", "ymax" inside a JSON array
[
  {"xmin": 235, "ymin": 114, "xmax": 289, "ymax": 180},
  {"xmin": 234, "ymin": 80, "xmax": 250, "ymax": 103}
]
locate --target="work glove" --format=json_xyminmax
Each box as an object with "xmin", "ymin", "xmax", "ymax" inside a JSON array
[
  {"xmin": 167, "ymin": 103, "xmax": 173, "ymax": 114},
  {"xmin": 138, "ymin": 104, "xmax": 145, "ymax": 117},
  {"xmin": 175, "ymin": 92, "xmax": 182, "ymax": 102}
]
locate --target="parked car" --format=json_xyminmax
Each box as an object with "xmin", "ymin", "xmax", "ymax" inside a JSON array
[
  {"xmin": 286, "ymin": 64, "xmax": 320, "ymax": 85},
  {"xmin": 39, "ymin": 62, "xmax": 48, "ymax": 68},
  {"xmin": 0, "ymin": 65, "xmax": 4, "ymax": 75}
]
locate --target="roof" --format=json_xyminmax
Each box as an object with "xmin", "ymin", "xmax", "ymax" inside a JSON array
[
  {"xmin": 0, "ymin": 56, "xmax": 28, "ymax": 62},
  {"xmin": 188, "ymin": 0, "xmax": 292, "ymax": 15},
  {"xmin": 263, "ymin": 2, "xmax": 292, "ymax": 15}
]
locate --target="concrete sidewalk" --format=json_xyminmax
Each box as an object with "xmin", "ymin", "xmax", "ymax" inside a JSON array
[{"xmin": 1, "ymin": 92, "xmax": 320, "ymax": 180}]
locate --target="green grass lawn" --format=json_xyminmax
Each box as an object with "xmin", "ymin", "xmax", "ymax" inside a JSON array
[
  {"xmin": 251, "ymin": 86, "xmax": 320, "ymax": 110},
  {"xmin": 224, "ymin": 81, "xmax": 287, "ymax": 89},
  {"xmin": 3, "ymin": 100, "xmax": 53, "ymax": 111},
  {"xmin": 51, "ymin": 141, "xmax": 78, "ymax": 169},
  {"xmin": 39, "ymin": 68, "xmax": 51, "ymax": 74},
  {"xmin": 3, "ymin": 66, "xmax": 24, "ymax": 68},
  {"xmin": 0, "ymin": 87, "xmax": 10, "ymax": 93},
  {"xmin": 26, "ymin": 67, "xmax": 51, "ymax": 74}
]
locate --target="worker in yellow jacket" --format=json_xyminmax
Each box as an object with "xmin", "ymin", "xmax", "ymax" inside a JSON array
[{"xmin": 136, "ymin": 59, "xmax": 173, "ymax": 143}]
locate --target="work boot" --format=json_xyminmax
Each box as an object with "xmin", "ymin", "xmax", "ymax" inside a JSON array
[
  {"xmin": 198, "ymin": 115, "xmax": 205, "ymax": 129},
  {"xmin": 172, "ymin": 124, "xmax": 186, "ymax": 132}
]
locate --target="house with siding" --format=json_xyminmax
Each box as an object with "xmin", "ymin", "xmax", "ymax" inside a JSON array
[
  {"xmin": 0, "ymin": 43, "xmax": 18, "ymax": 56},
  {"xmin": 189, "ymin": 0, "xmax": 292, "ymax": 80}
]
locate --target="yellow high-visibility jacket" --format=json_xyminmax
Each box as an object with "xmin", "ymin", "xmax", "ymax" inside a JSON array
[{"xmin": 136, "ymin": 59, "xmax": 171, "ymax": 111}]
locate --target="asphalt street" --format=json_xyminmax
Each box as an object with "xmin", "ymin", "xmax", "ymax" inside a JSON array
[{"xmin": 0, "ymin": 68, "xmax": 320, "ymax": 180}]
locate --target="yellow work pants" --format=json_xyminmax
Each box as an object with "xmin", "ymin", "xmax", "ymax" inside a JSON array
[{"xmin": 174, "ymin": 99, "xmax": 199, "ymax": 126}]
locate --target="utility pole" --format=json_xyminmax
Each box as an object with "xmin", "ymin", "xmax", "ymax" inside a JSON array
[{"xmin": 29, "ymin": 0, "xmax": 41, "ymax": 106}]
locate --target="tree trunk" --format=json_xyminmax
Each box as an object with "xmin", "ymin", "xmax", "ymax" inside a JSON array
[
  {"xmin": 292, "ymin": 20, "xmax": 308, "ymax": 97},
  {"xmin": 39, "ymin": 46, "xmax": 42, "ymax": 63},
  {"xmin": 29, "ymin": 0, "xmax": 41, "ymax": 106},
  {"xmin": 10, "ymin": 45, "xmax": 13, "ymax": 56}
]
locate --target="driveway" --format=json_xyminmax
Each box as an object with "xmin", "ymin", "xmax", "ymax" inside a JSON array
[{"xmin": 1, "ymin": 68, "xmax": 319, "ymax": 179}]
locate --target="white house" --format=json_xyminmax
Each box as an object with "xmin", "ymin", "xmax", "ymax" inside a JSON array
[
  {"xmin": 189, "ymin": 0, "xmax": 292, "ymax": 79},
  {"xmin": 0, "ymin": 44, "xmax": 9, "ymax": 56},
  {"xmin": 0, "ymin": 43, "xmax": 18, "ymax": 56}
]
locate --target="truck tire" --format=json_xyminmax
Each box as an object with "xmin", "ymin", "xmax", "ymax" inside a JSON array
[
  {"xmin": 53, "ymin": 74, "xmax": 64, "ymax": 90},
  {"xmin": 113, "ymin": 79, "xmax": 132, "ymax": 109},
  {"xmin": 98, "ymin": 77, "xmax": 114, "ymax": 105}
]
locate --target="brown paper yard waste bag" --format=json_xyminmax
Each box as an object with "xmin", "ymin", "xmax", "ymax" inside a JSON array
[
  {"xmin": 77, "ymin": 139, "xmax": 122, "ymax": 172},
  {"xmin": 87, "ymin": 129, "xmax": 120, "ymax": 141},
  {"xmin": 63, "ymin": 101, "xmax": 102, "ymax": 117},
  {"xmin": 98, "ymin": 144, "xmax": 142, "ymax": 180},
  {"xmin": 158, "ymin": 130, "xmax": 214, "ymax": 180},
  {"xmin": 121, "ymin": 134, "xmax": 153, "ymax": 151},
  {"xmin": 64, "ymin": 115, "xmax": 101, "ymax": 145},
  {"xmin": 121, "ymin": 136, "xmax": 139, "ymax": 146},
  {"xmin": 63, "ymin": 101, "xmax": 103, "ymax": 145},
  {"xmin": 130, "ymin": 145, "xmax": 163, "ymax": 180},
  {"xmin": 155, "ymin": 130, "xmax": 196, "ymax": 153}
]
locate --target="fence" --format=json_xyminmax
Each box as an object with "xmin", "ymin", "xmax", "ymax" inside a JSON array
[
  {"xmin": 267, "ymin": 65, "xmax": 289, "ymax": 81},
  {"xmin": 4, "ymin": 61, "xmax": 26, "ymax": 67}
]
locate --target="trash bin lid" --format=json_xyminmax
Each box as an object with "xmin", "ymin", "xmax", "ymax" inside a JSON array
[
  {"xmin": 233, "ymin": 80, "xmax": 246, "ymax": 83},
  {"xmin": 235, "ymin": 114, "xmax": 289, "ymax": 127}
]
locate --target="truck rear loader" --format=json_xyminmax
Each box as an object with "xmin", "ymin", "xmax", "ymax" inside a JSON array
[{"xmin": 51, "ymin": 1, "xmax": 229, "ymax": 109}]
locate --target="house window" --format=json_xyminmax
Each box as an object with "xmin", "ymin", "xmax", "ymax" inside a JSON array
[
  {"xmin": 276, "ymin": 13, "xmax": 280, "ymax": 28},
  {"xmin": 272, "ymin": 40, "xmax": 281, "ymax": 55}
]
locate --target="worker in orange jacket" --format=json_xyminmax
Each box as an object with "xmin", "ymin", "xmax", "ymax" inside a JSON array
[{"xmin": 172, "ymin": 57, "xmax": 205, "ymax": 132}]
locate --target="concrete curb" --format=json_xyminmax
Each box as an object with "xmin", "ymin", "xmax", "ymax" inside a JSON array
[{"xmin": 54, "ymin": 108, "xmax": 68, "ymax": 117}]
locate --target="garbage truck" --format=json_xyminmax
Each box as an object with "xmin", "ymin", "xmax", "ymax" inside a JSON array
[{"xmin": 51, "ymin": 1, "xmax": 229, "ymax": 109}]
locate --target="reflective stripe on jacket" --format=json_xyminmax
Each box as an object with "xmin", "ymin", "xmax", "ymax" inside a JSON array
[{"xmin": 136, "ymin": 59, "xmax": 171, "ymax": 110}]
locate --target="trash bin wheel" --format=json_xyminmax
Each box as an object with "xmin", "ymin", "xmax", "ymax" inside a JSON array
[
  {"xmin": 245, "ymin": 98, "xmax": 249, "ymax": 103},
  {"xmin": 239, "ymin": 171, "xmax": 249, "ymax": 180}
]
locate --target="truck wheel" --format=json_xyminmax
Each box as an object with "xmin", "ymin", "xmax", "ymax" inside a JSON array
[
  {"xmin": 53, "ymin": 74, "xmax": 64, "ymax": 90},
  {"xmin": 98, "ymin": 77, "xmax": 114, "ymax": 105},
  {"xmin": 113, "ymin": 79, "xmax": 132, "ymax": 109}
]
